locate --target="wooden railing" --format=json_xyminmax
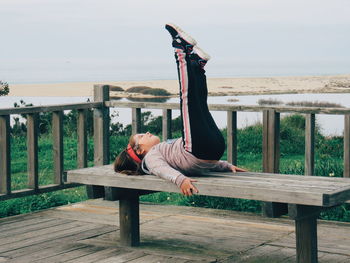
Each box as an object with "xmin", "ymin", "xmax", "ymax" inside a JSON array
[
  {"xmin": 1, "ymin": 85, "xmax": 350, "ymax": 215},
  {"xmin": 0, "ymin": 101, "xmax": 102, "ymax": 201}
]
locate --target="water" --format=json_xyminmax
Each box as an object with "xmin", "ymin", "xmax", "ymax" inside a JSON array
[{"xmin": 1, "ymin": 93, "xmax": 350, "ymax": 136}]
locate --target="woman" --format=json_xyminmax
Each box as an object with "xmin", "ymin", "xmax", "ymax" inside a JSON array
[{"xmin": 114, "ymin": 23, "xmax": 246, "ymax": 196}]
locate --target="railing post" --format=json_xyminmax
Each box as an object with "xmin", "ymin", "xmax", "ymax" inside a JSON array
[
  {"xmin": 162, "ymin": 109, "xmax": 172, "ymax": 141},
  {"xmin": 27, "ymin": 113, "xmax": 39, "ymax": 190},
  {"xmin": 305, "ymin": 114, "xmax": 315, "ymax": 176},
  {"xmin": 0, "ymin": 115, "xmax": 11, "ymax": 195},
  {"xmin": 262, "ymin": 110, "xmax": 286, "ymax": 217},
  {"xmin": 227, "ymin": 111, "xmax": 237, "ymax": 165},
  {"xmin": 344, "ymin": 114, "xmax": 350, "ymax": 178},
  {"xmin": 87, "ymin": 85, "xmax": 110, "ymax": 199},
  {"xmin": 263, "ymin": 110, "xmax": 280, "ymax": 173},
  {"xmin": 132, "ymin": 108, "xmax": 142, "ymax": 134},
  {"xmin": 77, "ymin": 109, "xmax": 87, "ymax": 168},
  {"xmin": 52, "ymin": 111, "xmax": 64, "ymax": 185}
]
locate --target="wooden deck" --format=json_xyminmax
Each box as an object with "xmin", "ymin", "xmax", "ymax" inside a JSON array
[{"xmin": 1, "ymin": 200, "xmax": 350, "ymax": 263}]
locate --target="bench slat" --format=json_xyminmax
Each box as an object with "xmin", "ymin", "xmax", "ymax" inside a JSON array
[
  {"xmin": 196, "ymin": 177, "xmax": 341, "ymax": 192},
  {"xmin": 67, "ymin": 165, "xmax": 350, "ymax": 207},
  {"xmin": 204, "ymin": 173, "xmax": 349, "ymax": 190}
]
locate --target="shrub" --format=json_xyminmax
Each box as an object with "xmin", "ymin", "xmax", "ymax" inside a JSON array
[
  {"xmin": 126, "ymin": 86, "xmax": 153, "ymax": 93},
  {"xmin": 109, "ymin": 85, "xmax": 124, "ymax": 92},
  {"xmin": 0, "ymin": 81, "xmax": 9, "ymax": 96},
  {"xmin": 142, "ymin": 88, "xmax": 170, "ymax": 96},
  {"xmin": 258, "ymin": 98, "xmax": 283, "ymax": 106},
  {"xmin": 286, "ymin": 101, "xmax": 344, "ymax": 108},
  {"xmin": 127, "ymin": 97, "xmax": 169, "ymax": 103},
  {"xmin": 237, "ymin": 124, "xmax": 263, "ymax": 154},
  {"xmin": 280, "ymin": 115, "xmax": 305, "ymax": 155},
  {"xmin": 125, "ymin": 86, "xmax": 170, "ymax": 96}
]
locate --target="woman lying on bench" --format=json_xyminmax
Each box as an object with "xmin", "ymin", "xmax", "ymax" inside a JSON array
[{"xmin": 114, "ymin": 23, "xmax": 246, "ymax": 196}]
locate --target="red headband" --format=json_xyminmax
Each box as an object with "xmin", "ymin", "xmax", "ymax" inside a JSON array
[{"xmin": 126, "ymin": 144, "xmax": 142, "ymax": 164}]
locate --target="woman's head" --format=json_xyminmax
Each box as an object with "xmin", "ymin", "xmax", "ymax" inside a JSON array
[
  {"xmin": 114, "ymin": 132, "xmax": 160, "ymax": 174},
  {"xmin": 132, "ymin": 132, "xmax": 160, "ymax": 156}
]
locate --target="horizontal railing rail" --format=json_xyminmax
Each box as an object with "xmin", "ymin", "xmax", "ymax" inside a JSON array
[
  {"xmin": 106, "ymin": 101, "xmax": 350, "ymax": 115},
  {"xmin": 0, "ymin": 102, "xmax": 102, "ymax": 115}
]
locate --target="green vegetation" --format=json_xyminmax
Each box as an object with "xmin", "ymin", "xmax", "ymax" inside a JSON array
[
  {"xmin": 0, "ymin": 81, "xmax": 9, "ymax": 96},
  {"xmin": 126, "ymin": 86, "xmax": 171, "ymax": 96},
  {"xmin": 258, "ymin": 97, "xmax": 344, "ymax": 108},
  {"xmin": 258, "ymin": 98, "xmax": 283, "ymax": 106},
  {"xmin": 142, "ymin": 88, "xmax": 171, "ymax": 96},
  {"xmin": 2, "ymin": 109, "xmax": 350, "ymax": 223},
  {"xmin": 109, "ymin": 85, "xmax": 124, "ymax": 92},
  {"xmin": 285, "ymin": 101, "xmax": 344, "ymax": 108}
]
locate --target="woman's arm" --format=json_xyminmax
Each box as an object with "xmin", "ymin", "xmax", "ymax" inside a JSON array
[
  {"xmin": 144, "ymin": 154, "xmax": 198, "ymax": 196},
  {"xmin": 144, "ymin": 153, "xmax": 199, "ymax": 194},
  {"xmin": 212, "ymin": 160, "xmax": 248, "ymax": 173}
]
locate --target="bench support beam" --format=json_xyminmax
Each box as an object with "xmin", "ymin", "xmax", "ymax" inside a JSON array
[
  {"xmin": 289, "ymin": 204, "xmax": 320, "ymax": 263},
  {"xmin": 105, "ymin": 187, "xmax": 156, "ymax": 201},
  {"xmin": 119, "ymin": 192, "xmax": 140, "ymax": 247}
]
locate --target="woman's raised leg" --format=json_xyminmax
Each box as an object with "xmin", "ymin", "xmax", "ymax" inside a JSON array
[{"xmin": 166, "ymin": 23, "xmax": 225, "ymax": 160}]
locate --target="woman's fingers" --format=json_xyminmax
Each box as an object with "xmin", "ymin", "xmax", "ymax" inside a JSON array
[
  {"xmin": 236, "ymin": 167, "xmax": 248, "ymax": 172},
  {"xmin": 180, "ymin": 178, "xmax": 199, "ymax": 196},
  {"xmin": 190, "ymin": 183, "xmax": 199, "ymax": 194},
  {"xmin": 183, "ymin": 185, "xmax": 198, "ymax": 196},
  {"xmin": 231, "ymin": 165, "xmax": 248, "ymax": 173}
]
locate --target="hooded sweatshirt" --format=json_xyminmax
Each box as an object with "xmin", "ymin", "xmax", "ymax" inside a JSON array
[{"xmin": 142, "ymin": 138, "xmax": 233, "ymax": 187}]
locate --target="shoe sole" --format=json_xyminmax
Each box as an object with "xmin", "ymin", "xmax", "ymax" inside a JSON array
[
  {"xmin": 166, "ymin": 23, "xmax": 197, "ymax": 46},
  {"xmin": 194, "ymin": 45, "xmax": 211, "ymax": 61}
]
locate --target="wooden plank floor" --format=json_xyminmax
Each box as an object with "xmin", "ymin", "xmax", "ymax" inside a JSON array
[{"xmin": 1, "ymin": 199, "xmax": 350, "ymax": 262}]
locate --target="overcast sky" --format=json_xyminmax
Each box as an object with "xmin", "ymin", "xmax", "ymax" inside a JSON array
[{"xmin": 1, "ymin": 0, "xmax": 350, "ymax": 83}]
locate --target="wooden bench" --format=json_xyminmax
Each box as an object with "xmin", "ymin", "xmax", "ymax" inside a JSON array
[{"xmin": 67, "ymin": 165, "xmax": 350, "ymax": 263}]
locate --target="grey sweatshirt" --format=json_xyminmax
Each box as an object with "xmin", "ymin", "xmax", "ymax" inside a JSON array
[{"xmin": 142, "ymin": 138, "xmax": 233, "ymax": 187}]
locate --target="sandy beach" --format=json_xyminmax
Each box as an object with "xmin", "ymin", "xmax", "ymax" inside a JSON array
[{"xmin": 8, "ymin": 74, "xmax": 350, "ymax": 97}]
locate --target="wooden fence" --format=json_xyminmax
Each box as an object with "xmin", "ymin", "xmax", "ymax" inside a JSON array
[{"xmin": 1, "ymin": 85, "xmax": 350, "ymax": 215}]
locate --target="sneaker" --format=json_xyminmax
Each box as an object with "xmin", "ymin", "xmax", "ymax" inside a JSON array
[
  {"xmin": 193, "ymin": 45, "xmax": 211, "ymax": 61},
  {"xmin": 191, "ymin": 45, "xmax": 211, "ymax": 68},
  {"xmin": 165, "ymin": 23, "xmax": 197, "ymax": 53}
]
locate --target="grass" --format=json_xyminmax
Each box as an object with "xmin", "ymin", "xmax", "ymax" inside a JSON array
[{"xmin": 2, "ymin": 113, "xmax": 350, "ymax": 223}]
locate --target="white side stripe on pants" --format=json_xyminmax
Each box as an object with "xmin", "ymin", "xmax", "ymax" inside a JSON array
[{"xmin": 176, "ymin": 49, "xmax": 192, "ymax": 152}]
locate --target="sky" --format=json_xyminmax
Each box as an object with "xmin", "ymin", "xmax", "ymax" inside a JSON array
[{"xmin": 1, "ymin": 0, "xmax": 350, "ymax": 83}]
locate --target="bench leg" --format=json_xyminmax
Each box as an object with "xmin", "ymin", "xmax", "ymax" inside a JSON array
[
  {"xmin": 289, "ymin": 204, "xmax": 320, "ymax": 263},
  {"xmin": 119, "ymin": 195, "xmax": 140, "ymax": 246}
]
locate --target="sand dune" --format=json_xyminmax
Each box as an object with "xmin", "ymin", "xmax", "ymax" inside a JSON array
[{"xmin": 8, "ymin": 74, "xmax": 350, "ymax": 97}]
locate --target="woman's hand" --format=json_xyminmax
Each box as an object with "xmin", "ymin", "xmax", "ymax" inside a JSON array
[
  {"xmin": 180, "ymin": 178, "xmax": 199, "ymax": 196},
  {"xmin": 231, "ymin": 165, "xmax": 248, "ymax": 173}
]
